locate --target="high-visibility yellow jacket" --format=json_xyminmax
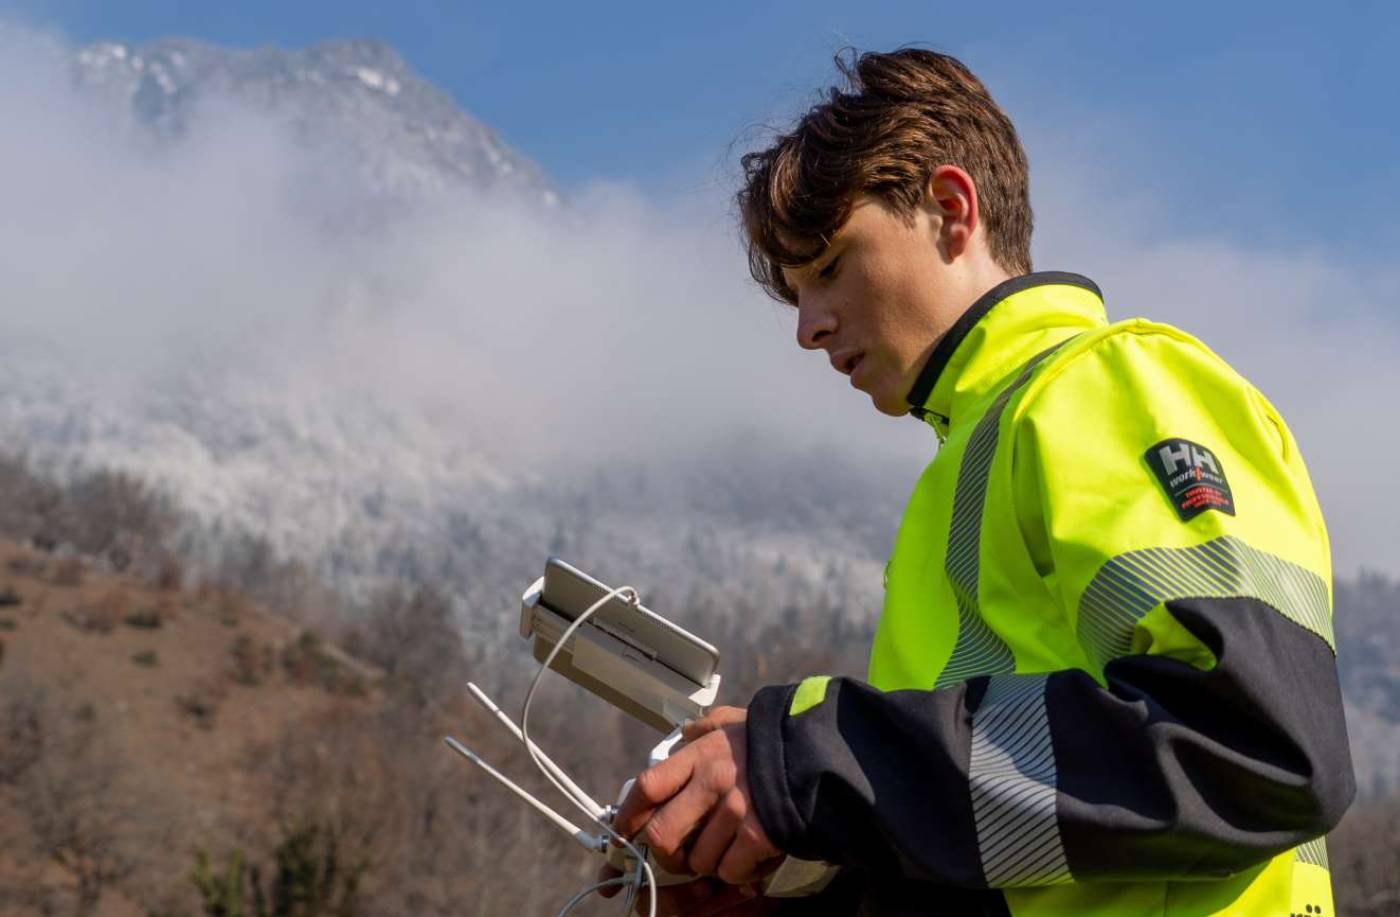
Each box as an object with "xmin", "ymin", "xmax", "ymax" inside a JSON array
[{"xmin": 747, "ymin": 272, "xmax": 1354, "ymax": 916}]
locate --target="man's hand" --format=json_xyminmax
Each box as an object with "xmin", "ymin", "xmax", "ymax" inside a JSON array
[{"xmin": 612, "ymin": 706, "xmax": 782, "ymax": 884}]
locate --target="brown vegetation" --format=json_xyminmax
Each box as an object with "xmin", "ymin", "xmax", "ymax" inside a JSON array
[{"xmin": 0, "ymin": 451, "xmax": 1396, "ymax": 916}]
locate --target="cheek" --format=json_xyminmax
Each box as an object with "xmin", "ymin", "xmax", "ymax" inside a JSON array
[{"xmin": 843, "ymin": 261, "xmax": 899, "ymax": 331}]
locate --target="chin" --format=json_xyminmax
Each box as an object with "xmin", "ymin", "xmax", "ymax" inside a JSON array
[{"xmin": 870, "ymin": 391, "xmax": 911, "ymax": 418}]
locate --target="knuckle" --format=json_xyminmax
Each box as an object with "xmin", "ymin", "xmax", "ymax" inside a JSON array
[
  {"xmin": 743, "ymin": 818, "xmax": 773, "ymax": 849},
  {"xmin": 643, "ymin": 818, "xmax": 673, "ymax": 854},
  {"xmin": 634, "ymin": 767, "xmax": 664, "ymax": 801},
  {"xmin": 665, "ymin": 850, "xmax": 691, "ymax": 875},
  {"xmin": 703, "ymin": 757, "xmax": 737, "ymax": 792}
]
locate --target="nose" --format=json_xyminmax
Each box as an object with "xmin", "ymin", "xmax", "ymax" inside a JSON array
[{"xmin": 796, "ymin": 296, "xmax": 837, "ymax": 351}]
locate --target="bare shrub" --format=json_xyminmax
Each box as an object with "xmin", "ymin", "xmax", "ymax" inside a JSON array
[
  {"xmin": 0, "ymin": 684, "xmax": 157, "ymax": 916},
  {"xmin": 176, "ymin": 678, "xmax": 228, "ymax": 730},
  {"xmin": 59, "ymin": 600, "xmax": 123, "ymax": 634},
  {"xmin": 0, "ymin": 676, "xmax": 46, "ymax": 783},
  {"xmin": 124, "ymin": 606, "xmax": 167, "ymax": 629},
  {"xmin": 208, "ymin": 532, "xmax": 337, "ymax": 629},
  {"xmin": 50, "ymin": 554, "xmax": 85, "ymax": 587},
  {"xmin": 359, "ymin": 585, "xmax": 463, "ymax": 713},
  {"xmin": 154, "ymin": 555, "xmax": 185, "ymax": 591},
  {"xmin": 0, "ymin": 452, "xmax": 64, "ymax": 548},
  {"xmin": 230, "ymin": 634, "xmax": 274, "ymax": 687},
  {"xmin": 0, "ymin": 453, "xmax": 186, "ymax": 589},
  {"xmin": 6, "ymin": 554, "xmax": 46, "ymax": 577},
  {"xmin": 280, "ymin": 631, "xmax": 364, "ymax": 695},
  {"xmin": 252, "ymin": 705, "xmax": 390, "ymax": 892},
  {"xmin": 63, "ymin": 468, "xmax": 178, "ymax": 573},
  {"xmin": 215, "ymin": 592, "xmax": 251, "ymax": 629}
]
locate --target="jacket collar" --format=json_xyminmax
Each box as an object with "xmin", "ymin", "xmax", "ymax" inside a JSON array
[{"xmin": 906, "ymin": 272, "xmax": 1106, "ymax": 439}]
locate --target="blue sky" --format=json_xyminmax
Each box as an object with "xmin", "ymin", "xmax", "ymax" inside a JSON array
[{"xmin": 4, "ymin": 1, "xmax": 1397, "ymax": 256}]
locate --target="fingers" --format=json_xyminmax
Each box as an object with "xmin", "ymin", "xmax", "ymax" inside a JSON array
[
  {"xmin": 611, "ymin": 718, "xmax": 777, "ymax": 899},
  {"xmin": 716, "ymin": 818, "xmax": 781, "ymax": 886},
  {"xmin": 596, "ymin": 863, "xmax": 624, "ymax": 899},
  {"xmin": 682, "ymin": 705, "xmax": 748, "ymax": 742},
  {"xmin": 643, "ymin": 774, "xmax": 725, "ymax": 872},
  {"xmin": 614, "ymin": 752, "xmax": 697, "ymax": 840},
  {"xmin": 642, "ymin": 733, "xmax": 739, "ymax": 856},
  {"xmin": 685, "ymin": 789, "xmax": 743, "ymax": 876},
  {"xmin": 616, "ymin": 727, "xmax": 737, "ymax": 845}
]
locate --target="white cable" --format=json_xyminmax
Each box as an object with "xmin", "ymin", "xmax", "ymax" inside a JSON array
[
  {"xmin": 555, "ymin": 876, "xmax": 628, "ymax": 917},
  {"xmin": 520, "ymin": 587, "xmax": 633, "ymax": 822},
  {"xmin": 521, "ymin": 585, "xmax": 658, "ymax": 917}
]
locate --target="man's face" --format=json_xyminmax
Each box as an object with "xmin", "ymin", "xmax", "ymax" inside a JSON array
[{"xmin": 781, "ymin": 194, "xmax": 962, "ymax": 417}]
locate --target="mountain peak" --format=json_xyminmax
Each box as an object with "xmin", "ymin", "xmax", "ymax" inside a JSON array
[{"xmin": 71, "ymin": 35, "xmax": 558, "ymax": 206}]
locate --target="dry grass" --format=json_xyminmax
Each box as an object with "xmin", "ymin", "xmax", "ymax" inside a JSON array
[{"xmin": 0, "ymin": 539, "xmax": 383, "ymax": 915}]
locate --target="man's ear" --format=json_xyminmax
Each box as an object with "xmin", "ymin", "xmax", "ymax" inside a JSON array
[{"xmin": 922, "ymin": 165, "xmax": 980, "ymax": 259}]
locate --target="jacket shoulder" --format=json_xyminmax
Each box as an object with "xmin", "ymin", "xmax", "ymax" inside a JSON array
[
  {"xmin": 1012, "ymin": 316, "xmax": 1267, "ymax": 436},
  {"xmin": 1007, "ymin": 316, "xmax": 1330, "ymax": 586},
  {"xmin": 1031, "ymin": 316, "xmax": 1245, "ymax": 399}
]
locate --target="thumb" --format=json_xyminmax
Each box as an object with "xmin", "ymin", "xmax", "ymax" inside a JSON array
[{"xmin": 681, "ymin": 705, "xmax": 747, "ymax": 742}]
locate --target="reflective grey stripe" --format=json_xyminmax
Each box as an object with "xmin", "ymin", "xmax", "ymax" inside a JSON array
[
  {"xmin": 1078, "ymin": 535, "xmax": 1334, "ymax": 671},
  {"xmin": 968, "ymin": 674, "xmax": 1073, "ymax": 886},
  {"xmin": 1296, "ymin": 837, "xmax": 1330, "ymax": 870},
  {"xmin": 936, "ymin": 341, "xmax": 1073, "ymax": 689}
]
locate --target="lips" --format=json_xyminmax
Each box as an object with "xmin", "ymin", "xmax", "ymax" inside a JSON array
[
  {"xmin": 831, "ymin": 350, "xmax": 864, "ymax": 376},
  {"xmin": 848, "ymin": 354, "xmax": 866, "ymax": 387}
]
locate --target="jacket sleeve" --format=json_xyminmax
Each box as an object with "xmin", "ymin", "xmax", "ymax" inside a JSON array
[{"xmin": 744, "ymin": 325, "xmax": 1355, "ymax": 888}]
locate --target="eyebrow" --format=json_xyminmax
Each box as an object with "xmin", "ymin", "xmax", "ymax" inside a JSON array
[{"xmin": 788, "ymin": 237, "xmax": 841, "ymax": 278}]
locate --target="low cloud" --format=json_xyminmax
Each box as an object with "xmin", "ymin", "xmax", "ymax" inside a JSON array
[
  {"xmin": 0, "ymin": 22, "xmax": 905, "ymax": 464},
  {"xmin": 0, "ymin": 22, "xmax": 1394, "ymax": 578}
]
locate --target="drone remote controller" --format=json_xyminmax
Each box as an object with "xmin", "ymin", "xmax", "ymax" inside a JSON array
[{"xmin": 445, "ymin": 559, "xmax": 836, "ymax": 913}]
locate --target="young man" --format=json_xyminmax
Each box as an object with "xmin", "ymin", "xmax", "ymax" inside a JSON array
[{"xmin": 610, "ymin": 48, "xmax": 1354, "ymax": 916}]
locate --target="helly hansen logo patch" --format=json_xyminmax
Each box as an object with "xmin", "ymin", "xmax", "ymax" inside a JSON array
[{"xmin": 1145, "ymin": 438, "xmax": 1236, "ymax": 521}]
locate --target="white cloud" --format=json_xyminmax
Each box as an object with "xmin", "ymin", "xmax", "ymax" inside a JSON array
[
  {"xmin": 0, "ymin": 21, "xmax": 1394, "ymax": 581},
  {"xmin": 0, "ymin": 23, "xmax": 918, "ymax": 571}
]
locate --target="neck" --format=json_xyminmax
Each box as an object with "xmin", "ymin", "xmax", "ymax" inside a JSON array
[
  {"xmin": 904, "ymin": 270, "xmax": 1107, "ymax": 435},
  {"xmin": 951, "ymin": 260, "xmax": 1014, "ymax": 319}
]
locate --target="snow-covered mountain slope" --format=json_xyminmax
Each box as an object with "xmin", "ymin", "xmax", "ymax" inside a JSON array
[
  {"xmin": 71, "ymin": 36, "xmax": 557, "ymax": 205},
  {"xmin": 0, "ymin": 26, "xmax": 905, "ymax": 634}
]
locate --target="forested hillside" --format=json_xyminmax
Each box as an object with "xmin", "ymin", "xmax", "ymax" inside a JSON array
[{"xmin": 1, "ymin": 455, "xmax": 1396, "ymax": 915}]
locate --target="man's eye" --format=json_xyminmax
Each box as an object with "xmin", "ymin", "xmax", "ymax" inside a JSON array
[{"xmin": 818, "ymin": 255, "xmax": 841, "ymax": 280}]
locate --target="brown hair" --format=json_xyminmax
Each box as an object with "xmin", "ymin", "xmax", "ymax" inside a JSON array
[{"xmin": 737, "ymin": 47, "xmax": 1033, "ymax": 304}]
